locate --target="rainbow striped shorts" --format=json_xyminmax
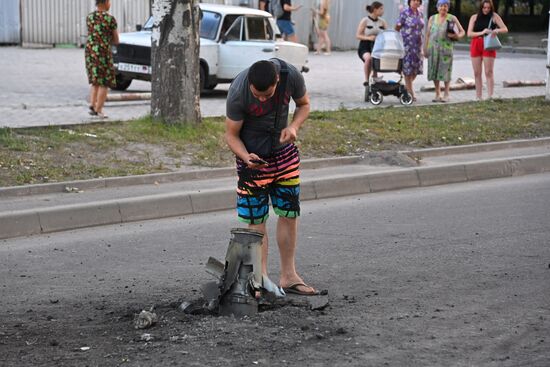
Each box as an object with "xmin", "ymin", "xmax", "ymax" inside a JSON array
[{"xmin": 236, "ymin": 144, "xmax": 300, "ymax": 224}]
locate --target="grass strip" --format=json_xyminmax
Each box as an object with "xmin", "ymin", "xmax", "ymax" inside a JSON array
[{"xmin": 1, "ymin": 97, "xmax": 549, "ymax": 187}]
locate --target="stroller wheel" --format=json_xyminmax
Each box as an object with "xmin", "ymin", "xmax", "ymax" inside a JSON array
[
  {"xmin": 364, "ymin": 85, "xmax": 370, "ymax": 102},
  {"xmin": 400, "ymin": 92, "xmax": 413, "ymax": 106},
  {"xmin": 370, "ymin": 90, "xmax": 383, "ymax": 105}
]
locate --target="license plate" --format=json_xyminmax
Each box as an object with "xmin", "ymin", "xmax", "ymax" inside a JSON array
[{"xmin": 117, "ymin": 62, "xmax": 151, "ymax": 74}]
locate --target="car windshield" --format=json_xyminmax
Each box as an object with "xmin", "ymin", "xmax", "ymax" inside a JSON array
[{"xmin": 141, "ymin": 11, "xmax": 221, "ymax": 41}]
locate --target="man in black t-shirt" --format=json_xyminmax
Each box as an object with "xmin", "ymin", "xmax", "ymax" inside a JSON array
[
  {"xmin": 276, "ymin": 0, "xmax": 303, "ymax": 43},
  {"xmin": 224, "ymin": 59, "xmax": 320, "ymax": 296}
]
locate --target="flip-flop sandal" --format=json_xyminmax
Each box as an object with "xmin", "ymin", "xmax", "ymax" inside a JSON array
[
  {"xmin": 88, "ymin": 106, "xmax": 97, "ymax": 116},
  {"xmin": 283, "ymin": 282, "xmax": 320, "ymax": 296}
]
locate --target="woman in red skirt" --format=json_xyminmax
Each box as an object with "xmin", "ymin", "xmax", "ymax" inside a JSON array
[{"xmin": 467, "ymin": 0, "xmax": 507, "ymax": 100}]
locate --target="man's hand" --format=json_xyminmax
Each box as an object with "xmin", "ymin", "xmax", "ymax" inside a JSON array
[
  {"xmin": 246, "ymin": 153, "xmax": 268, "ymax": 169},
  {"xmin": 279, "ymin": 126, "xmax": 297, "ymax": 144}
]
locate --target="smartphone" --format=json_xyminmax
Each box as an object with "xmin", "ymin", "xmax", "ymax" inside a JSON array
[{"xmin": 250, "ymin": 158, "xmax": 268, "ymax": 165}]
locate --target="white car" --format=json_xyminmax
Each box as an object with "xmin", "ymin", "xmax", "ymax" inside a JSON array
[{"xmin": 113, "ymin": 4, "xmax": 309, "ymax": 91}]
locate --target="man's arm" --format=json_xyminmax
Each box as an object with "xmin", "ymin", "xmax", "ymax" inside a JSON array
[
  {"xmin": 225, "ymin": 118, "xmax": 266, "ymax": 167},
  {"xmin": 279, "ymin": 93, "xmax": 310, "ymax": 144}
]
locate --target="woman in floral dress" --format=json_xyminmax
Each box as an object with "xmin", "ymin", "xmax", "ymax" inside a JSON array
[
  {"xmin": 423, "ymin": 0, "xmax": 464, "ymax": 102},
  {"xmin": 85, "ymin": 0, "xmax": 119, "ymax": 119},
  {"xmin": 395, "ymin": 0, "xmax": 424, "ymax": 102}
]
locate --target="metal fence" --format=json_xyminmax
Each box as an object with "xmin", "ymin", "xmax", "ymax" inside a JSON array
[
  {"xmin": 202, "ymin": 0, "xmax": 430, "ymax": 50},
  {"xmin": 18, "ymin": 0, "xmax": 150, "ymax": 47},
  {"xmin": 6, "ymin": 0, "xmax": 428, "ymax": 48},
  {"xmin": 0, "ymin": 0, "xmax": 21, "ymax": 44}
]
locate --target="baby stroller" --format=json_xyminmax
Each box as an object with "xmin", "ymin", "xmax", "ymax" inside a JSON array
[{"xmin": 366, "ymin": 30, "xmax": 413, "ymax": 106}]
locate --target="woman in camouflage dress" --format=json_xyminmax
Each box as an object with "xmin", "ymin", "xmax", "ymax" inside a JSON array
[
  {"xmin": 423, "ymin": 0, "xmax": 464, "ymax": 102},
  {"xmin": 85, "ymin": 0, "xmax": 119, "ymax": 119}
]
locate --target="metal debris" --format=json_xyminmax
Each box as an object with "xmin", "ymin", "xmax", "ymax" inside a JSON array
[
  {"xmin": 134, "ymin": 310, "xmax": 158, "ymax": 329},
  {"xmin": 64, "ymin": 186, "xmax": 81, "ymax": 193},
  {"xmin": 140, "ymin": 333, "xmax": 153, "ymax": 342}
]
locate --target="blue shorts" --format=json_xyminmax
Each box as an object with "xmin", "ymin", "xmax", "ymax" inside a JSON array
[{"xmin": 277, "ymin": 19, "xmax": 295, "ymax": 36}]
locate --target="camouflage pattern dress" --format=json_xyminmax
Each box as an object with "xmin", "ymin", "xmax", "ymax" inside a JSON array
[
  {"xmin": 85, "ymin": 11, "xmax": 117, "ymax": 87},
  {"xmin": 427, "ymin": 14, "xmax": 454, "ymax": 82}
]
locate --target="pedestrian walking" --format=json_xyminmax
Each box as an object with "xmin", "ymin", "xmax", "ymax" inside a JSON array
[
  {"xmin": 85, "ymin": 0, "xmax": 119, "ymax": 119},
  {"xmin": 277, "ymin": 0, "xmax": 303, "ymax": 43},
  {"xmin": 395, "ymin": 0, "xmax": 424, "ymax": 102},
  {"xmin": 224, "ymin": 59, "xmax": 319, "ymax": 296},
  {"xmin": 312, "ymin": 0, "xmax": 332, "ymax": 55},
  {"xmin": 356, "ymin": 2, "xmax": 388, "ymax": 89},
  {"xmin": 467, "ymin": 0, "xmax": 508, "ymax": 100},
  {"xmin": 424, "ymin": 0, "xmax": 465, "ymax": 102}
]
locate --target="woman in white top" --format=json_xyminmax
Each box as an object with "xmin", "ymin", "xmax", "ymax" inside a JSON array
[{"xmin": 356, "ymin": 1, "xmax": 388, "ymax": 86}]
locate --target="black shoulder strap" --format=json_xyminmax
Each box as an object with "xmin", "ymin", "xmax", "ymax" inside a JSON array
[{"xmin": 272, "ymin": 58, "xmax": 289, "ymax": 144}]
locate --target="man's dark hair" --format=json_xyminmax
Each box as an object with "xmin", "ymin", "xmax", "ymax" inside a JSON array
[
  {"xmin": 96, "ymin": 0, "xmax": 108, "ymax": 5},
  {"xmin": 248, "ymin": 61, "xmax": 278, "ymax": 92}
]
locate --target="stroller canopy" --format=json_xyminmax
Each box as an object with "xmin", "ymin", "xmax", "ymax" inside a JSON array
[{"xmin": 372, "ymin": 30, "xmax": 405, "ymax": 59}]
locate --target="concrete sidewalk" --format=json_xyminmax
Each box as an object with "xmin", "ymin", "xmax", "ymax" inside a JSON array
[
  {"xmin": 1, "ymin": 138, "xmax": 549, "ymax": 240},
  {"xmin": 0, "ymin": 47, "xmax": 546, "ymax": 128}
]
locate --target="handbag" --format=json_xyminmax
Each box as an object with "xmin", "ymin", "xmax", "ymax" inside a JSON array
[
  {"xmin": 446, "ymin": 18, "xmax": 458, "ymax": 42},
  {"xmin": 483, "ymin": 18, "xmax": 502, "ymax": 51}
]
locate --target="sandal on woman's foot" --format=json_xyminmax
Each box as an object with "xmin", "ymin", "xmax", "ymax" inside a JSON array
[
  {"xmin": 95, "ymin": 112, "xmax": 108, "ymax": 119},
  {"xmin": 88, "ymin": 106, "xmax": 97, "ymax": 116},
  {"xmin": 432, "ymin": 97, "xmax": 442, "ymax": 103},
  {"xmin": 441, "ymin": 96, "xmax": 449, "ymax": 103}
]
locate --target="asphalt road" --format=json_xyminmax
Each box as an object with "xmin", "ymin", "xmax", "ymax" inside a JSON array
[
  {"xmin": 0, "ymin": 47, "xmax": 546, "ymax": 127},
  {"xmin": 1, "ymin": 174, "xmax": 549, "ymax": 366}
]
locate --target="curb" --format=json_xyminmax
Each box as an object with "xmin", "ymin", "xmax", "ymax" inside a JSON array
[
  {"xmin": 0, "ymin": 156, "xmax": 363, "ymax": 198},
  {"xmin": 403, "ymin": 137, "xmax": 550, "ymax": 159},
  {"xmin": 1, "ymin": 153, "xmax": 549, "ymax": 240},
  {"xmin": 2, "ymin": 138, "xmax": 549, "ymax": 198}
]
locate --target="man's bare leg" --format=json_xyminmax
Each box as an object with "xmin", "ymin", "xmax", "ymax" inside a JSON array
[
  {"xmin": 277, "ymin": 216, "xmax": 316, "ymax": 293},
  {"xmin": 248, "ymin": 222, "xmax": 269, "ymax": 275}
]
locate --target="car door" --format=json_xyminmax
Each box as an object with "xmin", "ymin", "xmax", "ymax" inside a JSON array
[{"xmin": 217, "ymin": 15, "xmax": 276, "ymax": 80}]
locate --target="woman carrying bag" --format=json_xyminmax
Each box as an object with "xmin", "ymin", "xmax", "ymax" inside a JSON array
[
  {"xmin": 467, "ymin": 0, "xmax": 508, "ymax": 100},
  {"xmin": 424, "ymin": 0, "xmax": 465, "ymax": 103}
]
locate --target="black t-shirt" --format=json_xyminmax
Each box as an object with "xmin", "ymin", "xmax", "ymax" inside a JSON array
[
  {"xmin": 226, "ymin": 59, "xmax": 306, "ymax": 155},
  {"xmin": 280, "ymin": 0, "xmax": 292, "ymax": 21},
  {"xmin": 473, "ymin": 12, "xmax": 497, "ymax": 32}
]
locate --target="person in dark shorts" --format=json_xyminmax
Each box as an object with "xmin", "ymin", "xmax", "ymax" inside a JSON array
[
  {"xmin": 356, "ymin": 1, "xmax": 388, "ymax": 87},
  {"xmin": 277, "ymin": 0, "xmax": 303, "ymax": 43},
  {"xmin": 85, "ymin": 0, "xmax": 119, "ymax": 119},
  {"xmin": 225, "ymin": 59, "xmax": 319, "ymax": 296}
]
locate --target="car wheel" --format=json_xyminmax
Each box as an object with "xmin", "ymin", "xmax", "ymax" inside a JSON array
[
  {"xmin": 400, "ymin": 91, "xmax": 413, "ymax": 106},
  {"xmin": 370, "ymin": 91, "xmax": 383, "ymax": 105},
  {"xmin": 112, "ymin": 74, "xmax": 132, "ymax": 91}
]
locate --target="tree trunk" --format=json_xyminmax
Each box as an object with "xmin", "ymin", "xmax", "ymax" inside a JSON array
[{"xmin": 151, "ymin": 0, "xmax": 201, "ymax": 125}]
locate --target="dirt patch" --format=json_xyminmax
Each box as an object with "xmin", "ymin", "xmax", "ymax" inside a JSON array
[{"xmin": 1, "ymin": 296, "xmax": 355, "ymax": 367}]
